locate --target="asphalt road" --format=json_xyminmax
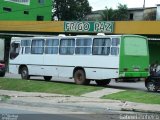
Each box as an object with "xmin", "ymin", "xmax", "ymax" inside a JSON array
[
  {"xmin": 4, "ymin": 73, "xmax": 147, "ymax": 91},
  {"xmin": 0, "ymin": 108, "xmax": 117, "ymax": 120},
  {"xmin": 0, "ymin": 107, "xmax": 150, "ymax": 120}
]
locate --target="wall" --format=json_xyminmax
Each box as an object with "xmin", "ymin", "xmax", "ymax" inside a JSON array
[
  {"xmin": 0, "ymin": 0, "xmax": 52, "ymax": 21},
  {"xmin": 130, "ymin": 11, "xmax": 144, "ymax": 20}
]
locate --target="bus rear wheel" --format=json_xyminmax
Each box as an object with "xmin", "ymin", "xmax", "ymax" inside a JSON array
[
  {"xmin": 44, "ymin": 76, "xmax": 52, "ymax": 81},
  {"xmin": 74, "ymin": 69, "xmax": 90, "ymax": 85},
  {"xmin": 0, "ymin": 72, "xmax": 5, "ymax": 77},
  {"xmin": 96, "ymin": 79, "xmax": 111, "ymax": 86},
  {"xmin": 20, "ymin": 66, "xmax": 30, "ymax": 80}
]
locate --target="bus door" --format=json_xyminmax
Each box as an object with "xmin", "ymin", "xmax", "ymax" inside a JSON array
[{"xmin": 9, "ymin": 41, "xmax": 20, "ymax": 74}]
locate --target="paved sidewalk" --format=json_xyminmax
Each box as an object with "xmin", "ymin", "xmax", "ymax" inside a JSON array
[
  {"xmin": 81, "ymin": 88, "xmax": 125, "ymax": 98},
  {"xmin": 0, "ymin": 90, "xmax": 160, "ymax": 114}
]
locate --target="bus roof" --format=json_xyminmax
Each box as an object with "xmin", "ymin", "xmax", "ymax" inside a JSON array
[{"xmin": 11, "ymin": 34, "xmax": 145, "ymax": 40}]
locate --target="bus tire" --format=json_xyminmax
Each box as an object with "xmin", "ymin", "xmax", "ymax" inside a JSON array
[
  {"xmin": 0, "ymin": 72, "xmax": 5, "ymax": 77},
  {"xmin": 74, "ymin": 69, "xmax": 90, "ymax": 85},
  {"xmin": 20, "ymin": 66, "xmax": 30, "ymax": 80},
  {"xmin": 44, "ymin": 76, "xmax": 52, "ymax": 81},
  {"xmin": 96, "ymin": 79, "xmax": 111, "ymax": 86}
]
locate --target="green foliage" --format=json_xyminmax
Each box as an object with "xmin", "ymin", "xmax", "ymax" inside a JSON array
[
  {"xmin": 101, "ymin": 7, "xmax": 115, "ymax": 21},
  {"xmin": 102, "ymin": 90, "xmax": 160, "ymax": 104},
  {"xmin": 0, "ymin": 78, "xmax": 103, "ymax": 96},
  {"xmin": 53, "ymin": 0, "xmax": 92, "ymax": 20},
  {"xmin": 0, "ymin": 95, "xmax": 10, "ymax": 102},
  {"xmin": 101, "ymin": 3, "xmax": 129, "ymax": 21}
]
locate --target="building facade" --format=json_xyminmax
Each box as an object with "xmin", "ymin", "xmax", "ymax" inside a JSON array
[
  {"xmin": 0, "ymin": 0, "xmax": 52, "ymax": 21},
  {"xmin": 128, "ymin": 8, "xmax": 144, "ymax": 20},
  {"xmin": 156, "ymin": 4, "xmax": 160, "ymax": 20},
  {"xmin": 128, "ymin": 7, "xmax": 156, "ymax": 21},
  {"xmin": 86, "ymin": 6, "xmax": 158, "ymax": 21}
]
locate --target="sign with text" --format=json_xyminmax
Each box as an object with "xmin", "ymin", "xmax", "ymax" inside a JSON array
[{"xmin": 64, "ymin": 21, "xmax": 114, "ymax": 33}]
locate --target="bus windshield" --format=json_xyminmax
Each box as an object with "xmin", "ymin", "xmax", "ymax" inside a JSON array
[
  {"xmin": 10, "ymin": 42, "xmax": 20, "ymax": 59},
  {"xmin": 124, "ymin": 37, "xmax": 148, "ymax": 56}
]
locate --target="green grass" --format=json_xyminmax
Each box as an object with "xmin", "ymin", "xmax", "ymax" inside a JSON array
[
  {"xmin": 102, "ymin": 90, "xmax": 160, "ymax": 104},
  {"xmin": 0, "ymin": 78, "xmax": 104, "ymax": 96},
  {"xmin": 0, "ymin": 95, "xmax": 10, "ymax": 102}
]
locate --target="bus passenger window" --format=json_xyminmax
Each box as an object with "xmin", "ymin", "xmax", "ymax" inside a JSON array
[
  {"xmin": 10, "ymin": 42, "xmax": 20, "ymax": 59},
  {"xmin": 93, "ymin": 38, "xmax": 111, "ymax": 55},
  {"xmin": 31, "ymin": 39, "xmax": 44, "ymax": 54},
  {"xmin": 112, "ymin": 38, "xmax": 120, "ymax": 46},
  {"xmin": 75, "ymin": 38, "xmax": 92, "ymax": 55},
  {"xmin": 59, "ymin": 39, "xmax": 75, "ymax": 55},
  {"xmin": 45, "ymin": 39, "xmax": 59, "ymax": 54},
  {"xmin": 21, "ymin": 40, "xmax": 31, "ymax": 54},
  {"xmin": 111, "ymin": 47, "xmax": 119, "ymax": 55}
]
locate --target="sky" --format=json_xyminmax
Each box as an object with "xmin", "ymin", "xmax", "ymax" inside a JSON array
[{"xmin": 88, "ymin": 0, "xmax": 160, "ymax": 11}]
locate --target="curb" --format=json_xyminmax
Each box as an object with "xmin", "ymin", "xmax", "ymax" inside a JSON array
[{"xmin": 0, "ymin": 90, "xmax": 160, "ymax": 114}]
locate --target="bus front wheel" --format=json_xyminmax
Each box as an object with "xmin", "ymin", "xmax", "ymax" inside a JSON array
[
  {"xmin": 20, "ymin": 66, "xmax": 30, "ymax": 80},
  {"xmin": 96, "ymin": 79, "xmax": 111, "ymax": 86},
  {"xmin": 74, "ymin": 69, "xmax": 90, "ymax": 85}
]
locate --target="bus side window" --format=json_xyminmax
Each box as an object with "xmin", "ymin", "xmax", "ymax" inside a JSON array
[
  {"xmin": 10, "ymin": 42, "xmax": 20, "ymax": 59},
  {"xmin": 92, "ymin": 38, "xmax": 111, "ymax": 55},
  {"xmin": 21, "ymin": 40, "xmax": 31, "ymax": 54},
  {"xmin": 59, "ymin": 39, "xmax": 75, "ymax": 55},
  {"xmin": 45, "ymin": 39, "xmax": 59, "ymax": 54},
  {"xmin": 112, "ymin": 38, "xmax": 120, "ymax": 46},
  {"xmin": 75, "ymin": 38, "xmax": 92, "ymax": 55},
  {"xmin": 111, "ymin": 38, "xmax": 120, "ymax": 56},
  {"xmin": 111, "ymin": 47, "xmax": 119, "ymax": 55},
  {"xmin": 31, "ymin": 39, "xmax": 44, "ymax": 54}
]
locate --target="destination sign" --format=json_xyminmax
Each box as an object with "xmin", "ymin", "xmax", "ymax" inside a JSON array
[{"xmin": 64, "ymin": 21, "xmax": 114, "ymax": 33}]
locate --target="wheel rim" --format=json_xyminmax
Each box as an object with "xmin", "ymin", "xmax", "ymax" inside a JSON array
[
  {"xmin": 76, "ymin": 73, "xmax": 82, "ymax": 82},
  {"xmin": 148, "ymin": 82, "xmax": 156, "ymax": 92},
  {"xmin": 22, "ymin": 69, "xmax": 27, "ymax": 78}
]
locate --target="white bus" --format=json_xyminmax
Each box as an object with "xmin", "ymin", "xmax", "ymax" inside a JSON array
[{"xmin": 9, "ymin": 35, "xmax": 149, "ymax": 85}]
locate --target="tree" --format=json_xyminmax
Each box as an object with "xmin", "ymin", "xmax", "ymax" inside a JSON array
[
  {"xmin": 101, "ymin": 7, "xmax": 115, "ymax": 21},
  {"xmin": 115, "ymin": 4, "xmax": 128, "ymax": 21},
  {"xmin": 101, "ymin": 3, "xmax": 129, "ymax": 21},
  {"xmin": 53, "ymin": 0, "xmax": 92, "ymax": 21}
]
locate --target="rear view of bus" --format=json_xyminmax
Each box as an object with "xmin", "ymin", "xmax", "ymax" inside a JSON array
[{"xmin": 119, "ymin": 35, "xmax": 149, "ymax": 79}]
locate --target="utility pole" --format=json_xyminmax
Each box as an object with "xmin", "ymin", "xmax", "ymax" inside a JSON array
[
  {"xmin": 143, "ymin": 0, "xmax": 146, "ymax": 20},
  {"xmin": 143, "ymin": 0, "xmax": 145, "ymax": 8}
]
